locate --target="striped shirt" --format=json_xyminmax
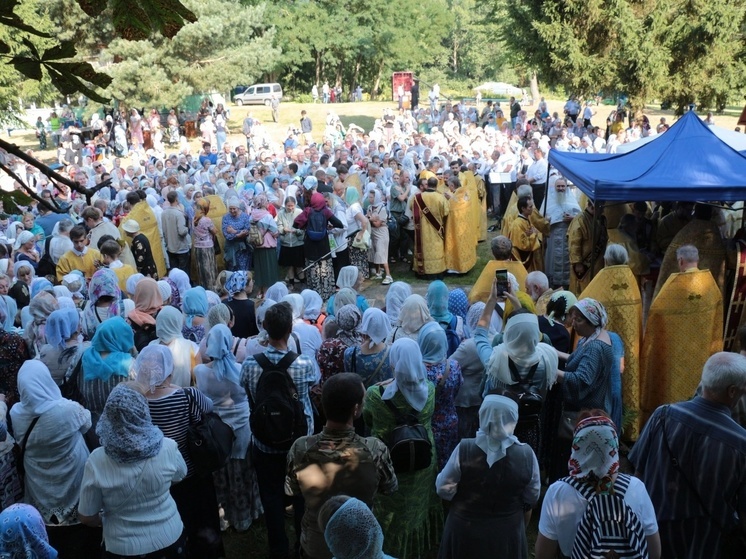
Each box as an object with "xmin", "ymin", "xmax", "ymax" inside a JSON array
[
  {"xmin": 240, "ymin": 346, "xmax": 319, "ymax": 454},
  {"xmin": 629, "ymin": 397, "xmax": 746, "ymax": 558},
  {"xmin": 147, "ymin": 387, "xmax": 213, "ymax": 478}
]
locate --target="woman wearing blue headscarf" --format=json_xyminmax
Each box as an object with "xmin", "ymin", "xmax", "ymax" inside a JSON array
[
  {"xmin": 39, "ymin": 308, "xmax": 88, "ymax": 387},
  {"xmin": 362, "ymin": 338, "xmax": 442, "ymax": 559},
  {"xmin": 427, "ymin": 280, "xmax": 464, "ymax": 356},
  {"xmin": 0, "ymin": 504, "xmax": 58, "ymax": 559},
  {"xmin": 182, "ymin": 286, "xmax": 209, "ymax": 343},
  {"xmin": 80, "ymin": 316, "xmax": 135, "ymax": 442},
  {"xmin": 418, "ymin": 321, "xmax": 463, "ymax": 470},
  {"xmin": 194, "ymin": 324, "xmax": 262, "ymax": 532}
]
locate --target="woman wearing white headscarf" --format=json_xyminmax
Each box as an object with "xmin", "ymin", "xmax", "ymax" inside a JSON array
[
  {"xmin": 10, "ymin": 361, "xmax": 100, "ymax": 556},
  {"xmin": 301, "ymin": 289, "xmax": 327, "ymax": 334},
  {"xmin": 366, "ymin": 189, "xmax": 392, "ymax": 284},
  {"xmin": 362, "ymin": 338, "xmax": 442, "ymax": 559},
  {"xmin": 435, "ymin": 395, "xmax": 540, "ymax": 559},
  {"xmin": 387, "ymin": 293, "xmax": 433, "ymax": 344},
  {"xmin": 344, "ymin": 307, "xmax": 393, "ymax": 388},
  {"xmin": 476, "ymin": 308, "xmax": 558, "ymax": 458},
  {"xmin": 384, "ymin": 281, "xmax": 411, "ymax": 326},
  {"xmin": 194, "ymin": 324, "xmax": 263, "ymax": 532},
  {"xmin": 148, "ymin": 305, "xmax": 201, "ymax": 387},
  {"xmin": 282, "ymin": 294, "xmax": 322, "ymax": 374},
  {"xmin": 325, "ymin": 265, "xmax": 368, "ymax": 317},
  {"xmin": 136, "ymin": 345, "xmax": 222, "ymax": 558}
]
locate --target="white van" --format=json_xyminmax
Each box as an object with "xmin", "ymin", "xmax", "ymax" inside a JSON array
[{"xmin": 233, "ymin": 83, "xmax": 283, "ymax": 106}]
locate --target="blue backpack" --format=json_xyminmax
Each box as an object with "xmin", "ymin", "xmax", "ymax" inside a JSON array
[{"xmin": 306, "ymin": 208, "xmax": 328, "ymax": 241}]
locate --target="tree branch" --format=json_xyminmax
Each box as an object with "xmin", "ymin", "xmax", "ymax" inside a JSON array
[
  {"xmin": 0, "ymin": 138, "xmax": 112, "ymax": 205},
  {"xmin": 0, "ymin": 161, "xmax": 66, "ymax": 214}
]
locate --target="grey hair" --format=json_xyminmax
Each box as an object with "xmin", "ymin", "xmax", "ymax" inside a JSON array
[
  {"xmin": 605, "ymin": 243, "xmax": 629, "ymax": 266},
  {"xmin": 676, "ymin": 244, "xmax": 699, "ymax": 264},
  {"xmin": 516, "ymin": 184, "xmax": 533, "ymax": 198},
  {"xmin": 701, "ymin": 352, "xmax": 746, "ymax": 393},
  {"xmin": 491, "ymin": 235, "xmax": 512, "ymax": 260},
  {"xmin": 526, "ymin": 271, "xmax": 549, "ymax": 292},
  {"xmin": 57, "ymin": 218, "xmax": 75, "ymax": 235}
]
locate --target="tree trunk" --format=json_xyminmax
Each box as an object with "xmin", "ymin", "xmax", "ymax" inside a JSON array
[
  {"xmin": 350, "ymin": 55, "xmax": 362, "ymax": 99},
  {"xmin": 530, "ymin": 71, "xmax": 540, "ymax": 104},
  {"xmin": 315, "ymin": 50, "xmax": 322, "ymax": 86},
  {"xmin": 371, "ymin": 59, "xmax": 385, "ymax": 101},
  {"xmin": 452, "ymin": 36, "xmax": 459, "ymax": 74}
]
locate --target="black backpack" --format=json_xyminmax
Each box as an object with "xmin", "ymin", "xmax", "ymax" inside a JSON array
[
  {"xmin": 498, "ymin": 357, "xmax": 543, "ymax": 419},
  {"xmin": 305, "ymin": 208, "xmax": 328, "ymax": 241},
  {"xmin": 248, "ymin": 352, "xmax": 307, "ymax": 450},
  {"xmin": 37, "ymin": 237, "xmax": 56, "ymax": 278},
  {"xmin": 379, "ymin": 385, "xmax": 432, "ymax": 473}
]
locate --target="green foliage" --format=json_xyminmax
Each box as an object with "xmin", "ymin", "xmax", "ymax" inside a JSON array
[
  {"xmin": 85, "ymin": 0, "xmax": 279, "ymax": 109},
  {"xmin": 497, "ymin": 0, "xmax": 746, "ymax": 113},
  {"xmin": 0, "ymin": 0, "xmax": 198, "ymax": 116}
]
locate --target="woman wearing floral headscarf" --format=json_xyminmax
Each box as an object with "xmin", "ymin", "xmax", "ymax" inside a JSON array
[
  {"xmin": 136, "ymin": 345, "xmax": 222, "ymax": 558},
  {"xmin": 193, "ymin": 197, "xmax": 218, "ymax": 290},
  {"xmin": 0, "ymin": 504, "xmax": 58, "ymax": 559},
  {"xmin": 418, "ymin": 321, "xmax": 463, "ymax": 470},
  {"xmin": 363, "ymin": 338, "xmax": 442, "ymax": 559},
  {"xmin": 436, "ymin": 395, "xmax": 541, "ymax": 559},
  {"xmin": 316, "ymin": 304, "xmax": 362, "ymax": 385},
  {"xmin": 78, "ymin": 384, "xmax": 188, "ymax": 558},
  {"xmin": 536, "ymin": 412, "xmax": 660, "ymax": 559},
  {"xmin": 250, "ymin": 193, "xmax": 280, "ymax": 297},
  {"xmin": 194, "ymin": 325, "xmax": 262, "ymax": 533},
  {"xmin": 25, "ymin": 290, "xmax": 59, "ymax": 358},
  {"xmin": 82, "ymin": 268, "xmax": 126, "ymax": 339},
  {"xmin": 224, "ymin": 271, "xmax": 259, "ymax": 339}
]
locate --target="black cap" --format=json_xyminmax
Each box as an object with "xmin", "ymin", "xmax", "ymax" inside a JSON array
[{"xmin": 317, "ymin": 183, "xmax": 333, "ymax": 194}]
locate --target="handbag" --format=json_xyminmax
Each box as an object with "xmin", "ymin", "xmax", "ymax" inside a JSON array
[
  {"xmin": 557, "ymin": 409, "xmax": 580, "ymax": 441},
  {"xmin": 387, "ymin": 214, "xmax": 400, "ymax": 241},
  {"xmin": 351, "ymin": 229, "xmax": 371, "ymax": 250},
  {"xmin": 396, "ymin": 212, "xmax": 409, "ymax": 227},
  {"xmin": 187, "ymin": 412, "xmax": 235, "ymax": 473}
]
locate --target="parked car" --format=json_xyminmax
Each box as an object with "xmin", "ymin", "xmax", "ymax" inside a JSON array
[{"xmin": 233, "ymin": 83, "xmax": 283, "ymax": 106}]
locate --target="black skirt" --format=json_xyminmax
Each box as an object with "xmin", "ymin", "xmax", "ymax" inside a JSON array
[{"xmin": 278, "ymin": 244, "xmax": 305, "ymax": 268}]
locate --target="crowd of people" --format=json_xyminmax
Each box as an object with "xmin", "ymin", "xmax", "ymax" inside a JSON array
[{"xmin": 0, "ymin": 93, "xmax": 744, "ymax": 559}]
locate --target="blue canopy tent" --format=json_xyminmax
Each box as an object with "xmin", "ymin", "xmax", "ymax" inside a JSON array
[{"xmin": 547, "ymin": 110, "xmax": 746, "ymax": 202}]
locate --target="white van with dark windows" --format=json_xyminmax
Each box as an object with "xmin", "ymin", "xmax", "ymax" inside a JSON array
[{"xmin": 233, "ymin": 83, "xmax": 283, "ymax": 106}]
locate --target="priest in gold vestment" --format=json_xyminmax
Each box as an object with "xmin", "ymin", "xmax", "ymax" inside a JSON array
[
  {"xmin": 580, "ymin": 243, "xmax": 644, "ymax": 439},
  {"xmin": 568, "ymin": 199, "xmax": 608, "ymax": 296},
  {"xmin": 640, "ymin": 245, "xmax": 723, "ymax": 424},
  {"xmin": 120, "ymin": 195, "xmax": 166, "ymax": 278},
  {"xmin": 409, "ymin": 177, "xmax": 449, "ymax": 276},
  {"xmin": 444, "ymin": 174, "xmax": 477, "ymax": 274},
  {"xmin": 469, "ymin": 236, "xmax": 528, "ymax": 304}
]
